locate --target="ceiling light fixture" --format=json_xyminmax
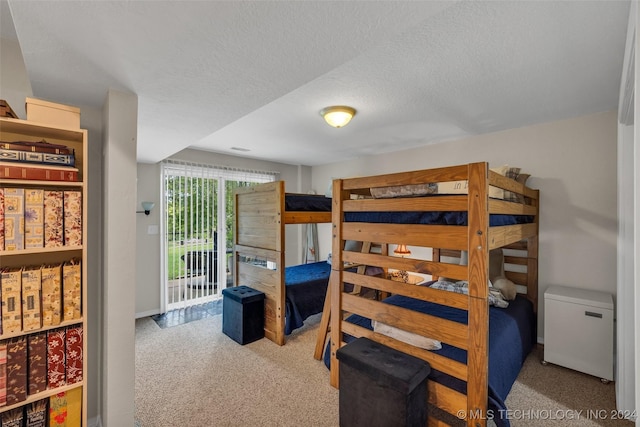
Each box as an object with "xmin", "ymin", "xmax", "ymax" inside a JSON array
[{"xmin": 320, "ymin": 105, "xmax": 356, "ymax": 128}]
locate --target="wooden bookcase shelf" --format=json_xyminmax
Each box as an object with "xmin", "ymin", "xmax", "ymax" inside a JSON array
[{"xmin": 0, "ymin": 117, "xmax": 87, "ymax": 424}]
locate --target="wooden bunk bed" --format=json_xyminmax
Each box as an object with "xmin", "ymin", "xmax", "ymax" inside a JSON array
[
  {"xmin": 322, "ymin": 162, "xmax": 539, "ymax": 427},
  {"xmin": 233, "ymin": 180, "xmax": 332, "ymax": 345}
]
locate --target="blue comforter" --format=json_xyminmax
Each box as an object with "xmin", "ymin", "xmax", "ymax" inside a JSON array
[
  {"xmin": 284, "ymin": 262, "xmax": 331, "ymax": 335},
  {"xmin": 285, "ymin": 194, "xmax": 332, "ymax": 212},
  {"xmin": 345, "ymin": 211, "xmax": 533, "ymax": 226},
  {"xmin": 324, "ymin": 294, "xmax": 535, "ymax": 427}
]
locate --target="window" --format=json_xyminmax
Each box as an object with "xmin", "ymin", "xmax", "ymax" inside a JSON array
[{"xmin": 161, "ymin": 160, "xmax": 277, "ymax": 310}]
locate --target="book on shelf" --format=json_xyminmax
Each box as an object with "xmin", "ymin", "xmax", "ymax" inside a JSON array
[
  {"xmin": 47, "ymin": 328, "xmax": 66, "ymax": 389},
  {"xmin": 62, "ymin": 260, "xmax": 81, "ymax": 321},
  {"xmin": 1, "ymin": 407, "xmax": 24, "ymax": 427},
  {"xmin": 44, "ymin": 190, "xmax": 64, "ymax": 248},
  {"xmin": 0, "ymin": 188, "xmax": 4, "ymax": 250},
  {"xmin": 0, "ymin": 342, "xmax": 6, "ymax": 406},
  {"xmin": 3, "ymin": 188, "xmax": 24, "ymax": 251},
  {"xmin": 1, "ymin": 267, "xmax": 23, "ymax": 334},
  {"xmin": 6, "ymin": 336, "xmax": 27, "ymax": 406},
  {"xmin": 63, "ymin": 191, "xmax": 82, "ymax": 246},
  {"xmin": 27, "ymin": 333, "xmax": 47, "ymax": 396},
  {"xmin": 0, "ymin": 162, "xmax": 79, "ymax": 182},
  {"xmin": 0, "ymin": 140, "xmax": 73, "ymax": 155},
  {"xmin": 26, "ymin": 399, "xmax": 48, "ymax": 427},
  {"xmin": 0, "ymin": 148, "xmax": 75, "ymax": 167},
  {"xmin": 65, "ymin": 325, "xmax": 83, "ymax": 385},
  {"xmin": 66, "ymin": 387, "xmax": 82, "ymax": 427},
  {"xmin": 22, "ymin": 267, "xmax": 43, "ymax": 331},
  {"xmin": 41, "ymin": 264, "xmax": 62, "ymax": 327},
  {"xmin": 24, "ymin": 188, "xmax": 44, "ymax": 249},
  {"xmin": 49, "ymin": 392, "xmax": 67, "ymax": 427}
]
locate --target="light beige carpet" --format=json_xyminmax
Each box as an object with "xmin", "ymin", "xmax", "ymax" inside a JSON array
[
  {"xmin": 135, "ymin": 312, "xmax": 633, "ymax": 427},
  {"xmin": 135, "ymin": 312, "xmax": 338, "ymax": 427}
]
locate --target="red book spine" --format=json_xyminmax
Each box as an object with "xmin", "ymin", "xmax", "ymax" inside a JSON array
[
  {"xmin": 47, "ymin": 328, "xmax": 66, "ymax": 388},
  {"xmin": 0, "ymin": 163, "xmax": 78, "ymax": 181},
  {"xmin": 65, "ymin": 325, "xmax": 83, "ymax": 385}
]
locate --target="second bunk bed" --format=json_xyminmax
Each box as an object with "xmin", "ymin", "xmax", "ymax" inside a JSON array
[
  {"xmin": 233, "ymin": 180, "xmax": 332, "ymax": 345},
  {"xmin": 320, "ymin": 162, "xmax": 539, "ymax": 427}
]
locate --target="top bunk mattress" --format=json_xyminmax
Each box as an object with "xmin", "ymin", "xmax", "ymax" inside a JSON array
[
  {"xmin": 285, "ymin": 194, "xmax": 332, "ymax": 212},
  {"xmin": 345, "ymin": 211, "xmax": 534, "ymax": 226}
]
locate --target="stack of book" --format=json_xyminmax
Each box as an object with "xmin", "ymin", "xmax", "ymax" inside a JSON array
[
  {"xmin": 0, "ymin": 326, "xmax": 83, "ymax": 407},
  {"xmin": 0, "ymin": 140, "xmax": 77, "ymax": 182},
  {"xmin": 0, "ymin": 260, "xmax": 82, "ymax": 336}
]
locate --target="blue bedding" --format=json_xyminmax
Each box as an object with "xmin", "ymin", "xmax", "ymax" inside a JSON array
[
  {"xmin": 324, "ymin": 294, "xmax": 535, "ymax": 427},
  {"xmin": 284, "ymin": 261, "xmax": 331, "ymax": 335},
  {"xmin": 284, "ymin": 194, "xmax": 533, "ymax": 226},
  {"xmin": 345, "ymin": 211, "xmax": 533, "ymax": 226},
  {"xmin": 285, "ymin": 194, "xmax": 332, "ymax": 212}
]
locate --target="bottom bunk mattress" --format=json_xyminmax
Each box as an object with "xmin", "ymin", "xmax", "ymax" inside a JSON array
[
  {"xmin": 284, "ymin": 261, "xmax": 331, "ymax": 335},
  {"xmin": 324, "ymin": 292, "xmax": 536, "ymax": 427}
]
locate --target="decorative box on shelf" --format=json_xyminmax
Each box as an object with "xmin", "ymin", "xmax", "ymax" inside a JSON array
[
  {"xmin": 25, "ymin": 97, "xmax": 80, "ymax": 129},
  {"xmin": 0, "ymin": 100, "xmax": 18, "ymax": 119}
]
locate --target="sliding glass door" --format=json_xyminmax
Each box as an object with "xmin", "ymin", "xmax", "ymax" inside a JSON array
[{"xmin": 161, "ymin": 161, "xmax": 276, "ymax": 311}]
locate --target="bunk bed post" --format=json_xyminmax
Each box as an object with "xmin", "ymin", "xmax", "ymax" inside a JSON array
[
  {"xmin": 314, "ymin": 278, "xmax": 332, "ymax": 360},
  {"xmin": 329, "ymin": 179, "xmax": 345, "ymax": 388},
  {"xmin": 527, "ymin": 189, "xmax": 540, "ymax": 313},
  {"xmin": 274, "ymin": 181, "xmax": 286, "ymax": 345},
  {"xmin": 466, "ymin": 162, "xmax": 490, "ymax": 427}
]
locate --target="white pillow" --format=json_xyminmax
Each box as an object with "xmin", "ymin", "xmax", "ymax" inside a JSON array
[
  {"xmin": 325, "ymin": 178, "xmax": 335, "ymax": 198},
  {"xmin": 372, "ymin": 320, "xmax": 442, "ymax": 350}
]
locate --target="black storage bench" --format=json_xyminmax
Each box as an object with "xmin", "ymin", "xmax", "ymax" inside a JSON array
[
  {"xmin": 222, "ymin": 286, "xmax": 265, "ymax": 345},
  {"xmin": 336, "ymin": 337, "xmax": 431, "ymax": 427}
]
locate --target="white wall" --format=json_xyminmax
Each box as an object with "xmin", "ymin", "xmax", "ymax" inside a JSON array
[
  {"xmin": 135, "ymin": 149, "xmax": 310, "ymax": 317},
  {"xmin": 616, "ymin": 0, "xmax": 636, "ymax": 417},
  {"xmin": 0, "ymin": 37, "xmax": 32, "ymax": 119},
  {"xmin": 103, "ymin": 90, "xmax": 137, "ymax": 427},
  {"xmin": 80, "ymin": 105, "xmax": 104, "ymax": 425},
  {"xmin": 135, "ymin": 162, "xmax": 162, "ymax": 318},
  {"xmin": 312, "ymin": 111, "xmax": 618, "ymax": 342}
]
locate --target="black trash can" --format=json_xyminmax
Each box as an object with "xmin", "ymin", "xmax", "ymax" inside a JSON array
[
  {"xmin": 336, "ymin": 337, "xmax": 430, "ymax": 427},
  {"xmin": 222, "ymin": 286, "xmax": 265, "ymax": 345}
]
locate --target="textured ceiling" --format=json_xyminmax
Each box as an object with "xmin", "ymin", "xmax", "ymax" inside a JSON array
[{"xmin": 5, "ymin": 1, "xmax": 630, "ymax": 166}]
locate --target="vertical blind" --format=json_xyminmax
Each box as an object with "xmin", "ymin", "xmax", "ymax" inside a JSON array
[{"xmin": 161, "ymin": 159, "xmax": 278, "ymax": 309}]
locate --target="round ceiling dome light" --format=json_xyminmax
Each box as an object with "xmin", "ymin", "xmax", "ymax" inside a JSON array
[{"xmin": 320, "ymin": 105, "xmax": 356, "ymax": 128}]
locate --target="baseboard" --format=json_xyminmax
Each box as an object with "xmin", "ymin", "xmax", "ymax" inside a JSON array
[
  {"xmin": 88, "ymin": 415, "xmax": 102, "ymax": 427},
  {"xmin": 135, "ymin": 309, "xmax": 160, "ymax": 319}
]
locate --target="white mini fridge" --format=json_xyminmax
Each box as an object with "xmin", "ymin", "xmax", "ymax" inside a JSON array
[{"xmin": 543, "ymin": 285, "xmax": 614, "ymax": 381}]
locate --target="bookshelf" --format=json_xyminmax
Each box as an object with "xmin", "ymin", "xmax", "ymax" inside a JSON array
[{"xmin": 0, "ymin": 116, "xmax": 87, "ymax": 425}]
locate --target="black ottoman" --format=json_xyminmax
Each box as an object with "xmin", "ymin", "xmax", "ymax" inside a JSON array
[
  {"xmin": 222, "ymin": 286, "xmax": 265, "ymax": 345},
  {"xmin": 336, "ymin": 337, "xmax": 430, "ymax": 427}
]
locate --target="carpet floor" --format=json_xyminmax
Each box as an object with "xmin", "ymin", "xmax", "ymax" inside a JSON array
[{"xmin": 135, "ymin": 312, "xmax": 633, "ymax": 427}]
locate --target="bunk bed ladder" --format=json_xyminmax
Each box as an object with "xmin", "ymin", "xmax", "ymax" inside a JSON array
[{"xmin": 313, "ymin": 241, "xmax": 380, "ymax": 360}]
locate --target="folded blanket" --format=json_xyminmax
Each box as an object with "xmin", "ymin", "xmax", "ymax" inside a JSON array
[{"xmin": 429, "ymin": 280, "xmax": 509, "ymax": 308}]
